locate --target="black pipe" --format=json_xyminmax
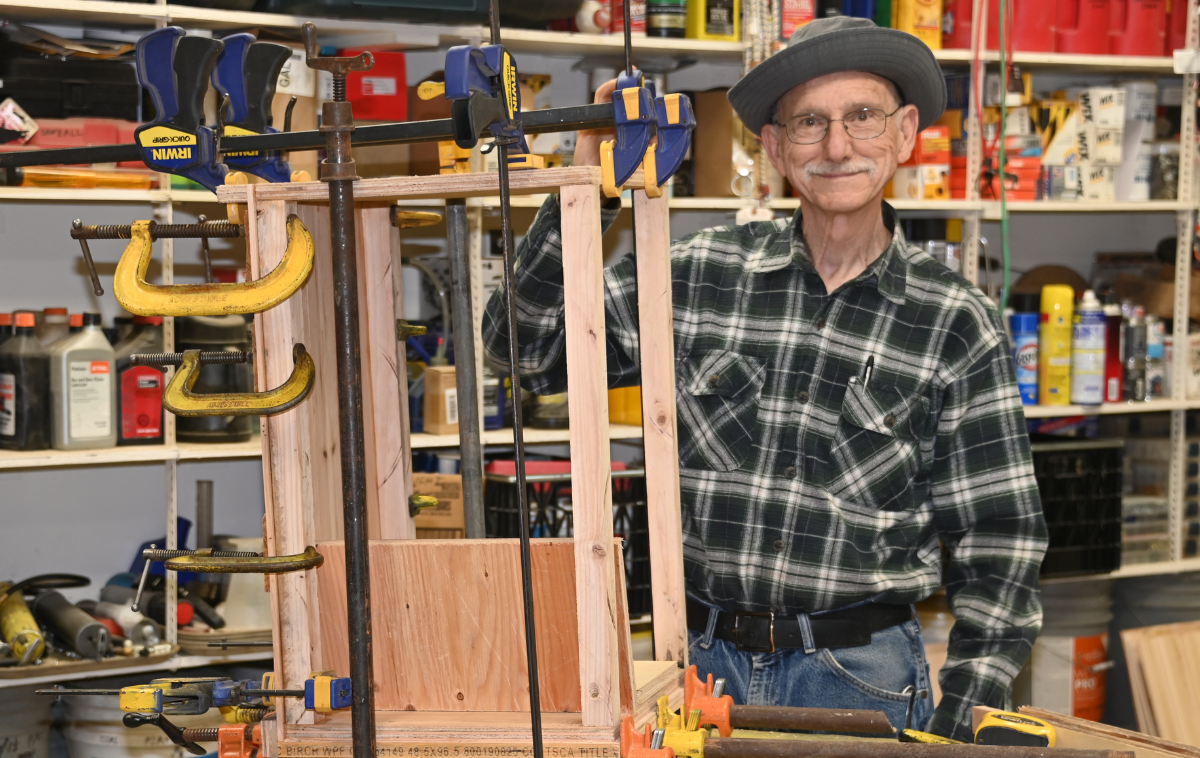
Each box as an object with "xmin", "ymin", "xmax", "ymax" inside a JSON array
[{"xmin": 446, "ymin": 200, "xmax": 486, "ymax": 539}]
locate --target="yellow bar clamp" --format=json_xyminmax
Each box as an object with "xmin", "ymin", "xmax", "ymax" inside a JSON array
[
  {"xmin": 119, "ymin": 684, "xmax": 166, "ymax": 713},
  {"xmin": 114, "ymin": 214, "xmax": 314, "ymax": 317},
  {"xmin": 601, "ymin": 143, "xmax": 659, "ymax": 199},
  {"xmin": 165, "ymin": 545, "xmax": 324, "ymax": 574},
  {"xmin": 164, "ymin": 343, "xmax": 315, "ymax": 418},
  {"xmin": 657, "ymin": 696, "xmax": 707, "ymax": 758}
]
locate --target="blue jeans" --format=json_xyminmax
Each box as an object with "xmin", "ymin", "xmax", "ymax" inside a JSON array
[{"xmin": 687, "ymin": 617, "xmax": 934, "ymax": 733}]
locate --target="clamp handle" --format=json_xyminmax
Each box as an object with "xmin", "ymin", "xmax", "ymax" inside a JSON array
[
  {"xmin": 133, "ymin": 28, "xmax": 228, "ymax": 192},
  {"xmin": 301, "ymin": 23, "xmax": 373, "ymax": 79},
  {"xmin": 164, "ymin": 343, "xmax": 315, "ymax": 418},
  {"xmin": 601, "ymin": 78, "xmax": 657, "ymax": 198},
  {"xmin": 654, "ymin": 94, "xmax": 695, "ymax": 190},
  {"xmin": 683, "ymin": 664, "xmax": 733, "ymax": 738},
  {"xmin": 114, "ymin": 214, "xmax": 313, "ymax": 317},
  {"xmin": 123, "ymin": 713, "xmax": 207, "ymax": 756},
  {"xmin": 213, "ymin": 35, "xmax": 294, "ymax": 183}
]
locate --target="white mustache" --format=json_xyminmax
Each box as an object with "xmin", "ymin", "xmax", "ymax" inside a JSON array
[{"xmin": 803, "ymin": 160, "xmax": 878, "ymax": 179}]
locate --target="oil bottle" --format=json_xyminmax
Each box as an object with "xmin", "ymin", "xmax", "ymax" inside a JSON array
[
  {"xmin": 0, "ymin": 312, "xmax": 51, "ymax": 450},
  {"xmin": 114, "ymin": 316, "xmax": 165, "ymax": 446},
  {"xmin": 50, "ymin": 313, "xmax": 116, "ymax": 450}
]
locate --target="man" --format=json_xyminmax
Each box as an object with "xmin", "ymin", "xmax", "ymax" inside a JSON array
[{"xmin": 481, "ymin": 16, "xmax": 1047, "ymax": 741}]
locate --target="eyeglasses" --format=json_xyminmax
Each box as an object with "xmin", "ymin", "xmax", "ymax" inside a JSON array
[{"xmin": 774, "ymin": 106, "xmax": 904, "ymax": 145}]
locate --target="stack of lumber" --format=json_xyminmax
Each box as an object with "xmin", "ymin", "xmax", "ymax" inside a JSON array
[
  {"xmin": 1121, "ymin": 620, "xmax": 1200, "ymax": 743},
  {"xmin": 973, "ymin": 706, "xmax": 1200, "ymax": 758}
]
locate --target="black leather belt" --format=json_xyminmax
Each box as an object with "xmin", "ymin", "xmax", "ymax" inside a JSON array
[{"xmin": 686, "ymin": 597, "xmax": 913, "ymax": 653}]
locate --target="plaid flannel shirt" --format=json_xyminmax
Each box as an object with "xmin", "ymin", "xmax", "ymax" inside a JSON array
[{"xmin": 481, "ymin": 196, "xmax": 1047, "ymax": 740}]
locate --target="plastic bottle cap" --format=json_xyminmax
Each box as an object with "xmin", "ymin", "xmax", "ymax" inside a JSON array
[
  {"xmin": 177, "ymin": 601, "xmax": 195, "ymax": 626},
  {"xmin": 69, "ymin": 314, "xmax": 83, "ymax": 327},
  {"xmin": 14, "ymin": 312, "xmax": 35, "ymax": 328},
  {"xmin": 44, "ymin": 307, "xmax": 68, "ymax": 316},
  {"xmin": 133, "ymin": 316, "xmax": 164, "ymax": 326},
  {"xmin": 0, "ymin": 313, "xmax": 11, "ymax": 326},
  {"xmin": 83, "ymin": 313, "xmax": 102, "ymax": 327}
]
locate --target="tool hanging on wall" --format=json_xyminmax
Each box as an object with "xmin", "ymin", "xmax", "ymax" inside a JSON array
[{"xmin": 130, "ymin": 343, "xmax": 315, "ymax": 416}]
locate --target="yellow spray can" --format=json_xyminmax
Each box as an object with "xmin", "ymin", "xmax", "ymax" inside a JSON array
[
  {"xmin": 1039, "ymin": 285, "xmax": 1075, "ymax": 405},
  {"xmin": 0, "ymin": 581, "xmax": 46, "ymax": 664}
]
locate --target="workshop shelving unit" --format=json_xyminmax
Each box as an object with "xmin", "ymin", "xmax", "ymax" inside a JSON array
[{"xmin": 2, "ymin": 0, "xmax": 1200, "ymax": 692}]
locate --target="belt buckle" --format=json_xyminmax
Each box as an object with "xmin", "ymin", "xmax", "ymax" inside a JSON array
[{"xmin": 733, "ymin": 611, "xmax": 775, "ymax": 653}]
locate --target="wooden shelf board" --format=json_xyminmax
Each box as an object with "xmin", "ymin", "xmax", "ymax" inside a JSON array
[
  {"xmin": 986, "ymin": 200, "xmax": 1189, "ymax": 218},
  {"xmin": 412, "ymin": 423, "xmax": 645, "ymax": 449},
  {"xmin": 0, "ymin": 650, "xmax": 272, "ymax": 689},
  {"xmin": 0, "ymin": 438, "xmax": 262, "ymax": 470},
  {"xmin": 1022, "ymin": 398, "xmax": 1200, "ymax": 418},
  {"xmin": 934, "ymin": 48, "xmax": 1176, "ymax": 73}
]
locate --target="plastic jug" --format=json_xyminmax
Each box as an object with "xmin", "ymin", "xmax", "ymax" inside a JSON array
[
  {"xmin": 1057, "ymin": 0, "xmax": 1113, "ymax": 54},
  {"xmin": 1167, "ymin": 0, "xmax": 1187, "ymax": 52},
  {"xmin": 987, "ymin": 0, "xmax": 1056, "ymax": 51},
  {"xmin": 1110, "ymin": 0, "xmax": 1167, "ymax": 56}
]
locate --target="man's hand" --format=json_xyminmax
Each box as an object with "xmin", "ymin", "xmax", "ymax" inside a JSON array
[{"xmin": 574, "ymin": 79, "xmax": 618, "ymax": 167}]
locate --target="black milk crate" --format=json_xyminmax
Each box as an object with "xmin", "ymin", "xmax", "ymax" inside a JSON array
[
  {"xmin": 484, "ymin": 468, "xmax": 652, "ymax": 618},
  {"xmin": 1030, "ymin": 437, "xmax": 1124, "ymax": 577}
]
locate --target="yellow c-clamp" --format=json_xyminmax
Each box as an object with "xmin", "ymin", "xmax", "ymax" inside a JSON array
[{"xmin": 114, "ymin": 214, "xmax": 314, "ymax": 317}]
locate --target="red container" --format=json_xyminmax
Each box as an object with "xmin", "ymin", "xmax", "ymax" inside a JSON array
[
  {"xmin": 1109, "ymin": 0, "xmax": 1167, "ymax": 56},
  {"xmin": 1167, "ymin": 0, "xmax": 1187, "ymax": 52},
  {"xmin": 1057, "ymin": 0, "xmax": 1112, "ymax": 54},
  {"xmin": 987, "ymin": 0, "xmax": 1057, "ymax": 52},
  {"xmin": 342, "ymin": 49, "xmax": 408, "ymax": 122},
  {"xmin": 943, "ymin": 0, "xmax": 974, "ymax": 49}
]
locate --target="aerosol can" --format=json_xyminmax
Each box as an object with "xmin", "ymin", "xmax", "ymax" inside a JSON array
[
  {"xmin": 1071, "ymin": 289, "xmax": 1105, "ymax": 405},
  {"xmin": 1040, "ymin": 284, "xmax": 1075, "ymax": 405}
]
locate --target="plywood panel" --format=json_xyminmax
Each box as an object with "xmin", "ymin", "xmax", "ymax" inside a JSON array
[
  {"xmin": 314, "ymin": 539, "xmax": 631, "ymax": 713},
  {"xmin": 632, "ymin": 189, "xmax": 687, "ymax": 667},
  {"xmin": 1019, "ymin": 707, "xmax": 1200, "ymax": 758},
  {"xmin": 560, "ymin": 183, "xmax": 619, "ymax": 727}
]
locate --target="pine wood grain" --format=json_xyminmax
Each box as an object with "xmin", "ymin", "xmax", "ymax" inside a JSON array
[
  {"xmin": 217, "ymin": 167, "xmax": 606, "ymax": 204},
  {"xmin": 1121, "ymin": 621, "xmax": 1200, "ymax": 744},
  {"xmin": 1020, "ymin": 707, "xmax": 1200, "ymax": 758},
  {"xmin": 632, "ymin": 189, "xmax": 687, "ymax": 668},
  {"xmin": 560, "ymin": 182, "xmax": 620, "ymax": 727},
  {"xmin": 313, "ymin": 539, "xmax": 635, "ymax": 713}
]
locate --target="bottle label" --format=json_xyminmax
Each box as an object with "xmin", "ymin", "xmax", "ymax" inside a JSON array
[
  {"xmin": 706, "ymin": 0, "xmax": 736, "ymax": 35},
  {"xmin": 648, "ymin": 0, "xmax": 688, "ymax": 30},
  {"xmin": 1012, "ymin": 335, "xmax": 1039, "ymax": 403},
  {"xmin": 0, "ymin": 372, "xmax": 14, "ymax": 437},
  {"xmin": 121, "ymin": 367, "xmax": 163, "ymax": 439},
  {"xmin": 69, "ymin": 360, "xmax": 112, "ymax": 440}
]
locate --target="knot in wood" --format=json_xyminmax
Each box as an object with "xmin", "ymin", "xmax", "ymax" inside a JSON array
[
  {"xmin": 591, "ymin": 542, "xmax": 606, "ymax": 558},
  {"xmin": 656, "ymin": 412, "xmax": 668, "ymax": 426},
  {"xmin": 589, "ymin": 683, "xmax": 600, "ymax": 699}
]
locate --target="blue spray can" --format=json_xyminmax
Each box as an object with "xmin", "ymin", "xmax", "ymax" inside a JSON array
[{"xmin": 1010, "ymin": 293, "xmax": 1040, "ymax": 404}]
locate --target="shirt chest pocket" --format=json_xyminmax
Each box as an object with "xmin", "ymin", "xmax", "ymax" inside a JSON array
[
  {"xmin": 826, "ymin": 379, "xmax": 930, "ymax": 511},
  {"xmin": 676, "ymin": 350, "xmax": 765, "ymax": 472}
]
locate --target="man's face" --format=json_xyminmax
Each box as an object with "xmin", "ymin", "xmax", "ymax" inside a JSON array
[{"xmin": 760, "ymin": 71, "xmax": 919, "ymax": 216}]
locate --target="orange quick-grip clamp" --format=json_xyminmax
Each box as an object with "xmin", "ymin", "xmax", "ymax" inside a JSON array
[
  {"xmin": 621, "ymin": 717, "xmax": 675, "ymax": 758},
  {"xmin": 683, "ymin": 664, "xmax": 733, "ymax": 738},
  {"xmin": 217, "ymin": 723, "xmax": 262, "ymax": 758}
]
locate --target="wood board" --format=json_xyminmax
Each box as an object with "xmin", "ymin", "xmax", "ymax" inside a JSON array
[
  {"xmin": 1122, "ymin": 620, "xmax": 1200, "ymax": 745},
  {"xmin": 1019, "ymin": 707, "xmax": 1200, "ymax": 758},
  {"xmin": 314, "ymin": 538, "xmax": 634, "ymax": 713}
]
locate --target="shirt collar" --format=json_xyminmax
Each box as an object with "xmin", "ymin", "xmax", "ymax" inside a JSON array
[{"xmin": 748, "ymin": 201, "xmax": 908, "ymax": 306}]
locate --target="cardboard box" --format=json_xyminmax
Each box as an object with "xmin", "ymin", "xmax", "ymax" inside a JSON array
[
  {"xmin": 1041, "ymin": 165, "xmax": 1080, "ymax": 201},
  {"xmin": 352, "ymin": 123, "xmax": 410, "ymax": 179},
  {"xmin": 1079, "ymin": 87, "xmax": 1126, "ymax": 127},
  {"xmin": 413, "ymin": 473, "xmax": 465, "ymax": 537},
  {"xmin": 1080, "ymin": 162, "xmax": 1115, "ymax": 201},
  {"xmin": 892, "ymin": 164, "xmax": 950, "ymax": 200},
  {"xmin": 1115, "ymin": 265, "xmax": 1200, "ymax": 321},
  {"xmin": 693, "ymin": 89, "xmax": 735, "ymax": 198},
  {"xmin": 423, "ymin": 366, "xmax": 459, "ymax": 435},
  {"xmin": 1077, "ymin": 124, "xmax": 1123, "ymax": 165}
]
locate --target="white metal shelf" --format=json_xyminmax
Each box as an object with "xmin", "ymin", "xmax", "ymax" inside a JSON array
[
  {"xmin": 934, "ymin": 47, "xmax": 1176, "ymax": 73},
  {"xmin": 1041, "ymin": 558, "xmax": 1200, "ymax": 584},
  {"xmin": 0, "ymin": 438, "xmax": 262, "ymax": 470},
  {"xmin": 1022, "ymin": 399, "xmax": 1200, "ymax": 418},
  {"xmin": 0, "ymin": 650, "xmax": 273, "ymax": 689}
]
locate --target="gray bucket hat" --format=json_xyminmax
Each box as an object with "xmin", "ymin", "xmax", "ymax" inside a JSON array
[{"xmin": 728, "ymin": 16, "xmax": 947, "ymax": 136}]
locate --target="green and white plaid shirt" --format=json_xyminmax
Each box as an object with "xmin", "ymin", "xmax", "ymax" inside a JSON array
[{"xmin": 481, "ymin": 196, "xmax": 1047, "ymax": 740}]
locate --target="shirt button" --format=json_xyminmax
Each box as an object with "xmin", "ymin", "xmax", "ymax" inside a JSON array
[
  {"xmin": 884, "ymin": 414, "xmax": 896, "ymax": 428},
  {"xmin": 772, "ymin": 539, "xmax": 785, "ymax": 552},
  {"xmin": 815, "ymin": 317, "xmax": 826, "ymax": 330},
  {"xmin": 798, "ymin": 390, "xmax": 810, "ymax": 403},
  {"xmin": 783, "ymin": 465, "xmax": 797, "ymax": 479},
  {"xmin": 708, "ymin": 374, "xmax": 722, "ymax": 388}
]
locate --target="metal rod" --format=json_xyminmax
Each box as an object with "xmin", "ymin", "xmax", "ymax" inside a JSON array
[
  {"xmin": 72, "ymin": 220, "xmax": 105, "ymax": 296},
  {"xmin": 144, "ymin": 548, "xmax": 261, "ymax": 560},
  {"xmin": 497, "ymin": 137, "xmax": 544, "ymax": 758},
  {"xmin": 0, "ymin": 105, "xmax": 618, "ymax": 170},
  {"xmin": 71, "ymin": 221, "xmax": 242, "ymax": 240},
  {"xmin": 623, "ymin": 0, "xmax": 633, "ymax": 76},
  {"xmin": 446, "ymin": 200, "xmax": 486, "ymax": 538},
  {"xmin": 704, "ymin": 740, "xmax": 1134, "ymax": 758},
  {"xmin": 729, "ymin": 705, "xmax": 895, "ymax": 735},
  {"xmin": 197, "ymin": 215, "xmax": 216, "ymax": 284},
  {"xmin": 195, "ymin": 481, "xmax": 214, "ymax": 550},
  {"xmin": 130, "ymin": 352, "xmax": 250, "ymax": 367}
]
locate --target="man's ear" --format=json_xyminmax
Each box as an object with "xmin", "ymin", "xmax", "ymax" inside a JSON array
[
  {"xmin": 895, "ymin": 104, "xmax": 920, "ymax": 165},
  {"xmin": 761, "ymin": 123, "xmax": 788, "ymax": 176}
]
